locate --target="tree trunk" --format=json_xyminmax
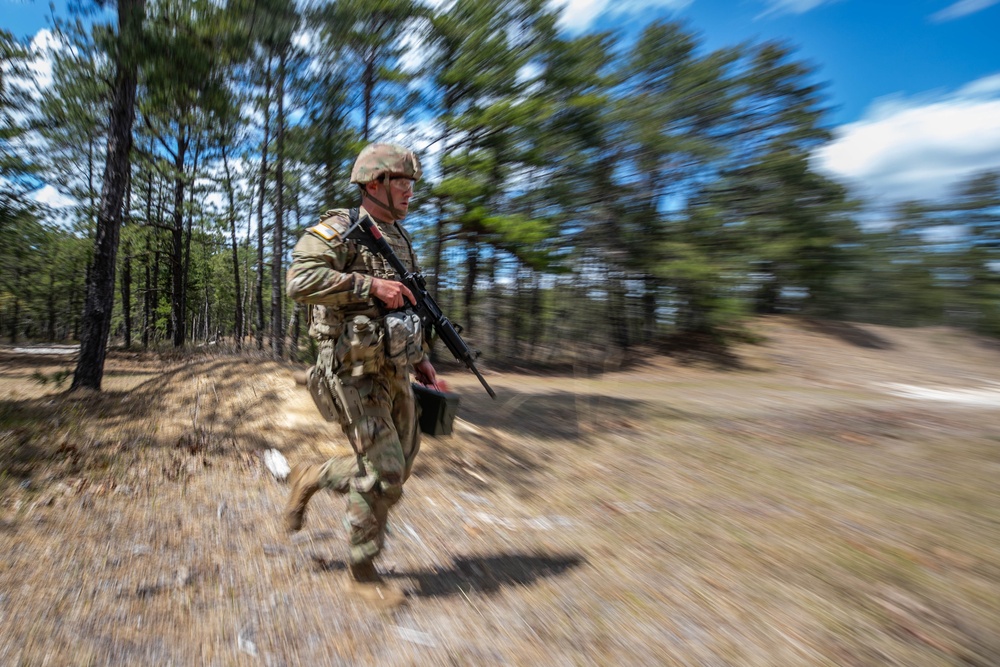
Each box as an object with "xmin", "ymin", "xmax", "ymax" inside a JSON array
[
  {"xmin": 256, "ymin": 56, "xmax": 272, "ymax": 352},
  {"xmin": 70, "ymin": 261, "xmax": 80, "ymax": 340},
  {"xmin": 430, "ymin": 99, "xmax": 453, "ymax": 301},
  {"xmin": 142, "ymin": 231, "xmax": 151, "ymax": 349},
  {"xmin": 222, "ymin": 148, "xmax": 243, "ymax": 350},
  {"xmin": 528, "ymin": 270, "xmax": 542, "ymax": 360},
  {"xmin": 487, "ymin": 253, "xmax": 499, "ymax": 357},
  {"xmin": 243, "ymin": 178, "xmax": 255, "ymax": 348},
  {"xmin": 121, "ymin": 239, "xmax": 132, "ymax": 350},
  {"xmin": 9, "ymin": 271, "xmax": 20, "ymax": 344},
  {"xmin": 12, "ymin": 299, "xmax": 20, "ymax": 344},
  {"xmin": 71, "ymin": 0, "xmax": 144, "ymax": 390},
  {"xmin": 363, "ymin": 57, "xmax": 374, "ymax": 141},
  {"xmin": 202, "ymin": 281, "xmax": 210, "ymax": 342},
  {"xmin": 463, "ymin": 237, "xmax": 479, "ymax": 333},
  {"xmin": 642, "ymin": 275, "xmax": 657, "ymax": 344},
  {"xmin": 87, "ymin": 132, "xmax": 95, "ymax": 229},
  {"xmin": 607, "ymin": 268, "xmax": 629, "ymax": 353},
  {"xmin": 755, "ymin": 270, "xmax": 780, "ymax": 314},
  {"xmin": 180, "ymin": 140, "xmax": 200, "ymax": 347},
  {"xmin": 271, "ymin": 50, "xmax": 286, "ymax": 359},
  {"xmin": 509, "ymin": 264, "xmax": 523, "ymax": 358},
  {"xmin": 142, "ymin": 168, "xmax": 154, "ymax": 349},
  {"xmin": 47, "ymin": 270, "xmax": 56, "ymax": 341},
  {"xmin": 152, "ymin": 243, "xmax": 162, "ymax": 343},
  {"xmin": 170, "ymin": 125, "xmax": 189, "ymax": 348},
  {"xmin": 120, "ymin": 172, "xmax": 133, "ymax": 350},
  {"xmin": 288, "ymin": 303, "xmax": 300, "ymax": 362}
]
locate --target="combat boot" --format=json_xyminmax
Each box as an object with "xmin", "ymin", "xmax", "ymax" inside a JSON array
[
  {"xmin": 284, "ymin": 463, "xmax": 323, "ymax": 532},
  {"xmin": 348, "ymin": 561, "xmax": 406, "ymax": 609}
]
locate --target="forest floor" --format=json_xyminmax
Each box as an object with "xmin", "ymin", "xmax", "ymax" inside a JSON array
[{"xmin": 1, "ymin": 316, "xmax": 999, "ymax": 666}]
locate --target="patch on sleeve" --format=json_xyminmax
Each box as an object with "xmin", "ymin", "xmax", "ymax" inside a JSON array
[{"xmin": 309, "ymin": 221, "xmax": 341, "ymax": 241}]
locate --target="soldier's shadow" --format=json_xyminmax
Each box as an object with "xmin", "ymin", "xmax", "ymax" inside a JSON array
[{"xmin": 396, "ymin": 552, "xmax": 585, "ymax": 598}]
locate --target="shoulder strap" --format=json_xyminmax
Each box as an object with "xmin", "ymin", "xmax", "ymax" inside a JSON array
[
  {"xmin": 348, "ymin": 208, "xmax": 420, "ymax": 270},
  {"xmin": 346, "ymin": 207, "xmax": 380, "ymax": 256},
  {"xmin": 394, "ymin": 222, "xmax": 420, "ymax": 271}
]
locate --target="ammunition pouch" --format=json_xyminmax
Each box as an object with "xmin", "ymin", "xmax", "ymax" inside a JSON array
[
  {"xmin": 307, "ymin": 366, "xmax": 364, "ymax": 425},
  {"xmin": 307, "ymin": 365, "xmax": 338, "ymax": 422},
  {"xmin": 334, "ymin": 315, "xmax": 384, "ymax": 377},
  {"xmin": 384, "ymin": 310, "xmax": 424, "ymax": 368}
]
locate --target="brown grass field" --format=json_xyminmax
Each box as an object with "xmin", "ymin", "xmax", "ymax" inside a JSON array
[{"xmin": 1, "ymin": 317, "xmax": 999, "ymax": 666}]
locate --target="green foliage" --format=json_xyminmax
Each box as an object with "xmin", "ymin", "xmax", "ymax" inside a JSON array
[
  {"xmin": 142, "ymin": 0, "xmax": 233, "ymax": 127},
  {"xmin": 310, "ymin": 0, "xmax": 422, "ymax": 140},
  {"xmin": 1, "ymin": 29, "xmax": 40, "ymax": 232},
  {"xmin": 36, "ymin": 24, "xmax": 110, "ymax": 231},
  {"xmin": 11, "ymin": 0, "xmax": 999, "ymax": 364},
  {"xmin": 0, "ymin": 30, "xmax": 49, "ymax": 342}
]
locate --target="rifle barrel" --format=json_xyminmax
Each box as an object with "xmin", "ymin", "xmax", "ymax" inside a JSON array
[{"xmin": 469, "ymin": 363, "xmax": 497, "ymax": 399}]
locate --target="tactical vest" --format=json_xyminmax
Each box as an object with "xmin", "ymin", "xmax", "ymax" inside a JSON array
[{"xmin": 308, "ymin": 208, "xmax": 420, "ymax": 341}]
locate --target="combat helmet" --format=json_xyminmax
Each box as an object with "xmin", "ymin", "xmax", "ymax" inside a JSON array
[{"xmin": 350, "ymin": 143, "xmax": 422, "ymax": 186}]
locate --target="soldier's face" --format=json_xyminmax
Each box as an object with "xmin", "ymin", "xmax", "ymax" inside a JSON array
[
  {"xmin": 364, "ymin": 176, "xmax": 415, "ymax": 221},
  {"xmin": 386, "ymin": 177, "xmax": 414, "ymax": 217}
]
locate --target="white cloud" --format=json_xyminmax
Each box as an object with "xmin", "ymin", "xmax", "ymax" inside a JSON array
[
  {"xmin": 814, "ymin": 72, "xmax": 1000, "ymax": 204},
  {"xmin": 517, "ymin": 61, "xmax": 544, "ymax": 85},
  {"xmin": 553, "ymin": 0, "xmax": 691, "ymax": 33},
  {"xmin": 203, "ymin": 191, "xmax": 226, "ymax": 213},
  {"xmin": 929, "ymin": 0, "xmax": 1000, "ymax": 22},
  {"xmin": 3, "ymin": 29, "xmax": 57, "ymax": 103},
  {"xmin": 756, "ymin": 0, "xmax": 837, "ymax": 19},
  {"xmin": 399, "ymin": 27, "xmax": 426, "ymax": 75},
  {"xmin": 30, "ymin": 184, "xmax": 78, "ymax": 209},
  {"xmin": 291, "ymin": 26, "xmax": 313, "ymax": 52},
  {"xmin": 28, "ymin": 29, "xmax": 58, "ymax": 91},
  {"xmin": 957, "ymin": 73, "xmax": 1000, "ymax": 97}
]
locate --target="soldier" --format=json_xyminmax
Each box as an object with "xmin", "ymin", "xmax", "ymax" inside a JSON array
[{"xmin": 283, "ymin": 142, "xmax": 442, "ymax": 608}]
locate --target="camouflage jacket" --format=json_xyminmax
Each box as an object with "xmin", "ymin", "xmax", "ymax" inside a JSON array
[{"xmin": 286, "ymin": 206, "xmax": 422, "ymax": 340}]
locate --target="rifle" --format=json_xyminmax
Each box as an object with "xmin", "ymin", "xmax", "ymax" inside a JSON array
[{"xmin": 348, "ymin": 209, "xmax": 497, "ymax": 399}]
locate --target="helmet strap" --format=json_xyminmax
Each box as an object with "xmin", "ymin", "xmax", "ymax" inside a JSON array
[{"xmin": 363, "ymin": 175, "xmax": 406, "ymax": 222}]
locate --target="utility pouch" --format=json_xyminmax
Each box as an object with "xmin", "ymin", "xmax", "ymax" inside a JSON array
[
  {"xmin": 307, "ymin": 366, "xmax": 365, "ymax": 425},
  {"xmin": 329, "ymin": 374, "xmax": 365, "ymax": 426},
  {"xmin": 384, "ymin": 310, "xmax": 424, "ymax": 367},
  {"xmin": 307, "ymin": 365, "xmax": 338, "ymax": 423},
  {"xmin": 335, "ymin": 315, "xmax": 383, "ymax": 376}
]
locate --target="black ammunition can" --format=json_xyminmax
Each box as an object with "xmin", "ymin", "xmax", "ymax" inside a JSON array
[{"xmin": 412, "ymin": 383, "xmax": 460, "ymax": 436}]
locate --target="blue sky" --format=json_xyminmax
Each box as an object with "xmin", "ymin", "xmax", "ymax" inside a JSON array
[
  {"xmin": 559, "ymin": 0, "xmax": 1000, "ymax": 206},
  {"xmin": 4, "ymin": 0, "xmax": 1000, "ymax": 208},
  {"xmin": 3, "ymin": 0, "xmax": 78, "ymax": 40},
  {"xmin": 570, "ymin": 0, "xmax": 999, "ymax": 125}
]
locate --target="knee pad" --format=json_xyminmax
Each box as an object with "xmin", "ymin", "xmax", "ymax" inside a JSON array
[{"xmin": 379, "ymin": 476, "xmax": 403, "ymax": 504}]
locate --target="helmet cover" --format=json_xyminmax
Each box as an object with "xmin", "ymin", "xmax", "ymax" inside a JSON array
[{"xmin": 350, "ymin": 143, "xmax": 422, "ymax": 185}]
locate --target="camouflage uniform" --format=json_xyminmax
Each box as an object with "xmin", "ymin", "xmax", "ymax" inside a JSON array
[{"xmin": 286, "ymin": 144, "xmax": 424, "ymax": 570}]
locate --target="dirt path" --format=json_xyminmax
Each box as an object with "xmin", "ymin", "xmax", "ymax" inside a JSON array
[{"xmin": 1, "ymin": 318, "xmax": 999, "ymax": 665}]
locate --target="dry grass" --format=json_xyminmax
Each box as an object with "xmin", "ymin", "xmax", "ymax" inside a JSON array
[{"xmin": 1, "ymin": 317, "xmax": 999, "ymax": 665}]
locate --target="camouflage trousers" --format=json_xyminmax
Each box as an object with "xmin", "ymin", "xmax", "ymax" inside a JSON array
[{"xmin": 315, "ymin": 364, "xmax": 421, "ymax": 565}]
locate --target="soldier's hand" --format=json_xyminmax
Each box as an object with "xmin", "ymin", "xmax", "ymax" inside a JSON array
[
  {"xmin": 371, "ymin": 278, "xmax": 415, "ymax": 309},
  {"xmin": 415, "ymin": 359, "xmax": 449, "ymax": 391}
]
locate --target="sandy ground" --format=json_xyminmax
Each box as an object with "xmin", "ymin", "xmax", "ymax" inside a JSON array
[{"xmin": 1, "ymin": 317, "xmax": 998, "ymax": 665}]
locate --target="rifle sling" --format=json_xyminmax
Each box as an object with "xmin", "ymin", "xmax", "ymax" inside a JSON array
[{"xmin": 346, "ymin": 207, "xmax": 379, "ymax": 257}]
